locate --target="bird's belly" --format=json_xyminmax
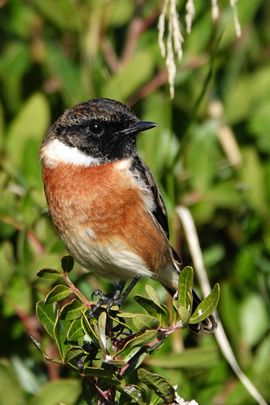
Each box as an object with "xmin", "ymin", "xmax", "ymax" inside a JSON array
[{"xmin": 61, "ymin": 227, "xmax": 154, "ymax": 281}]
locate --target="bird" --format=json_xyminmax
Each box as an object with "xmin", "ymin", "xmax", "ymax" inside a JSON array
[{"xmin": 40, "ymin": 98, "xmax": 216, "ymax": 332}]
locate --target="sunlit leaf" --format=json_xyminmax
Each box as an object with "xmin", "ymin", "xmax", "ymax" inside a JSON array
[
  {"xmin": 81, "ymin": 313, "xmax": 100, "ymax": 347},
  {"xmin": 0, "ymin": 360, "xmax": 25, "ymax": 405},
  {"xmin": 119, "ymin": 384, "xmax": 146, "ymax": 404},
  {"xmin": 132, "ymin": 314, "xmax": 159, "ymax": 331},
  {"xmin": 67, "ymin": 319, "xmax": 85, "ymax": 341},
  {"xmin": 240, "ymin": 294, "xmax": 269, "ymax": 346},
  {"xmin": 102, "ymin": 51, "xmax": 154, "ymax": 100},
  {"xmin": 44, "ymin": 285, "xmax": 72, "ymax": 304},
  {"xmin": 116, "ymin": 330, "xmax": 157, "ymax": 355},
  {"xmin": 147, "ymin": 346, "xmax": 220, "ymax": 369},
  {"xmin": 53, "ymin": 317, "xmax": 71, "ymax": 361},
  {"xmin": 36, "ymin": 301, "xmax": 56, "ymax": 339},
  {"xmin": 61, "ymin": 299, "xmax": 84, "ymax": 321},
  {"xmin": 189, "ymin": 284, "xmax": 220, "ymax": 324},
  {"xmin": 6, "ymin": 93, "xmax": 50, "ymax": 165},
  {"xmin": 135, "ymin": 295, "xmax": 167, "ymax": 320},
  {"xmin": 97, "ymin": 311, "xmax": 107, "ymax": 355},
  {"xmin": 29, "ymin": 379, "xmax": 80, "ymax": 405},
  {"xmin": 30, "ymin": 0, "xmax": 82, "ymax": 31},
  {"xmin": 177, "ymin": 266, "xmax": 194, "ymax": 325}
]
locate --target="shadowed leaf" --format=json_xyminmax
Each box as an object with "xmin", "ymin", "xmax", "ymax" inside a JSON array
[
  {"xmin": 36, "ymin": 268, "xmax": 62, "ymax": 279},
  {"xmin": 137, "ymin": 368, "xmax": 175, "ymax": 403},
  {"xmin": 61, "ymin": 255, "xmax": 74, "ymax": 273}
]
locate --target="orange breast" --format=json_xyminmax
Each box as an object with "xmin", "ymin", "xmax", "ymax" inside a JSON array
[{"xmin": 42, "ymin": 161, "xmax": 171, "ymax": 275}]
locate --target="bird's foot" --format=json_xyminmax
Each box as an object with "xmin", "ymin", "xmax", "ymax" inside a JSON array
[{"xmin": 88, "ymin": 278, "xmax": 140, "ymax": 319}]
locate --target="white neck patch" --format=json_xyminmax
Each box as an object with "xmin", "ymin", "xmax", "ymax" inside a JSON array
[{"xmin": 41, "ymin": 138, "xmax": 101, "ymax": 167}]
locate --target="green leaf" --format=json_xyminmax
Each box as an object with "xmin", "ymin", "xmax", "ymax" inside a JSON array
[
  {"xmin": 97, "ymin": 311, "xmax": 107, "ymax": 355},
  {"xmin": 225, "ymin": 66, "xmax": 270, "ymax": 124},
  {"xmin": 177, "ymin": 266, "xmax": 194, "ymax": 324},
  {"xmin": 36, "ymin": 268, "xmax": 62, "ymax": 279},
  {"xmin": 240, "ymin": 294, "xmax": 269, "ymax": 346},
  {"xmin": 36, "ymin": 301, "xmax": 57, "ymax": 339},
  {"xmin": 240, "ymin": 148, "xmax": 268, "ymax": 218},
  {"xmin": 61, "ymin": 299, "xmax": 84, "ymax": 320},
  {"xmin": 107, "ymin": 0, "xmax": 134, "ymax": 27},
  {"xmin": 46, "ymin": 45, "xmax": 89, "ymax": 105},
  {"xmin": 137, "ymin": 368, "xmax": 175, "ymax": 403},
  {"xmin": 64, "ymin": 347, "xmax": 83, "ymax": 364},
  {"xmin": 81, "ymin": 312, "xmax": 100, "ymax": 347},
  {"xmin": 30, "ymin": 0, "xmax": 82, "ymax": 31},
  {"xmin": 61, "ymin": 255, "xmax": 74, "ymax": 273},
  {"xmin": 119, "ymin": 384, "xmax": 146, "ymax": 404},
  {"xmin": 6, "ymin": 93, "xmax": 50, "ymax": 165},
  {"xmin": 102, "ymin": 51, "xmax": 154, "ymax": 100},
  {"xmin": 29, "ymin": 379, "xmax": 80, "ymax": 405},
  {"xmin": 147, "ymin": 346, "xmax": 220, "ymax": 369},
  {"xmin": 0, "ymin": 102, "xmax": 4, "ymax": 147},
  {"xmin": 53, "ymin": 317, "xmax": 71, "ymax": 361},
  {"xmin": 117, "ymin": 330, "xmax": 158, "ymax": 356},
  {"xmin": 67, "ymin": 319, "xmax": 85, "ymax": 341},
  {"xmin": 135, "ymin": 295, "xmax": 167, "ymax": 319},
  {"xmin": 189, "ymin": 284, "xmax": 220, "ymax": 324},
  {"xmin": 145, "ymin": 285, "xmax": 161, "ymax": 308},
  {"xmin": 0, "ymin": 360, "xmax": 26, "ymax": 405},
  {"xmin": 103, "ymin": 358, "xmax": 126, "ymax": 367},
  {"xmin": 132, "ymin": 314, "xmax": 160, "ymax": 331},
  {"xmin": 83, "ymin": 366, "xmax": 120, "ymax": 384},
  {"xmin": 44, "ymin": 285, "xmax": 72, "ymax": 304}
]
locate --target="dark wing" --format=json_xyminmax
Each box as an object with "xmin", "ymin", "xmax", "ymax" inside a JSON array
[
  {"xmin": 131, "ymin": 155, "xmax": 169, "ymax": 238},
  {"xmin": 131, "ymin": 156, "xmax": 216, "ymax": 333},
  {"xmin": 131, "ymin": 156, "xmax": 182, "ymax": 265}
]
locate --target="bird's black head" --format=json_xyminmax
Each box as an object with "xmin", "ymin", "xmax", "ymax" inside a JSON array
[{"xmin": 45, "ymin": 98, "xmax": 156, "ymax": 163}]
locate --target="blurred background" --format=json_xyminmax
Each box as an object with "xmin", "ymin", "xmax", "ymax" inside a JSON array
[{"xmin": 0, "ymin": 0, "xmax": 270, "ymax": 404}]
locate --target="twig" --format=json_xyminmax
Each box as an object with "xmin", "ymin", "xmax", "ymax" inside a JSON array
[
  {"xmin": 63, "ymin": 272, "xmax": 92, "ymax": 309},
  {"xmin": 16, "ymin": 309, "xmax": 60, "ymax": 380},
  {"xmin": 129, "ymin": 55, "xmax": 207, "ymax": 105},
  {"xmin": 128, "ymin": 69, "xmax": 168, "ymax": 106},
  {"xmin": 208, "ymin": 100, "xmax": 242, "ymax": 167},
  {"xmin": 0, "ymin": 216, "xmax": 45, "ymax": 255},
  {"xmin": 176, "ymin": 206, "xmax": 268, "ymax": 405},
  {"xmin": 121, "ymin": 10, "xmax": 159, "ymax": 64},
  {"xmin": 101, "ymin": 39, "xmax": 119, "ymax": 73}
]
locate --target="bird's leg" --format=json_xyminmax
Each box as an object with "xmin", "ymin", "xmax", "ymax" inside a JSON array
[
  {"xmin": 112, "ymin": 277, "xmax": 140, "ymax": 307},
  {"xmin": 89, "ymin": 278, "xmax": 139, "ymax": 318}
]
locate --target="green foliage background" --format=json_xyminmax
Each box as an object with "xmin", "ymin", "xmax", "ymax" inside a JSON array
[{"xmin": 0, "ymin": 0, "xmax": 269, "ymax": 404}]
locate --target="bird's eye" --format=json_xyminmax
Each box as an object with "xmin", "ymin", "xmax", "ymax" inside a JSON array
[{"xmin": 89, "ymin": 121, "xmax": 104, "ymax": 137}]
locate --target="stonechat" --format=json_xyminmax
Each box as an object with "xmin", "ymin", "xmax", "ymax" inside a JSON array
[{"xmin": 40, "ymin": 98, "xmax": 216, "ymax": 332}]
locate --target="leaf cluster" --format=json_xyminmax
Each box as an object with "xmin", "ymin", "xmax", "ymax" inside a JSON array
[{"xmin": 35, "ymin": 258, "xmax": 219, "ymax": 404}]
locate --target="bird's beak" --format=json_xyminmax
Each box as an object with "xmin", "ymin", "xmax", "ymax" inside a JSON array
[{"xmin": 117, "ymin": 120, "xmax": 157, "ymax": 136}]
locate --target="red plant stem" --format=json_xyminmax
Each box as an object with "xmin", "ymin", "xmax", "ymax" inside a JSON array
[
  {"xmin": 128, "ymin": 69, "xmax": 168, "ymax": 106},
  {"xmin": 101, "ymin": 39, "xmax": 119, "ymax": 73},
  {"xmin": 63, "ymin": 272, "xmax": 92, "ymax": 309},
  {"xmin": 121, "ymin": 9, "xmax": 159, "ymax": 63},
  {"xmin": 16, "ymin": 308, "xmax": 60, "ymax": 380}
]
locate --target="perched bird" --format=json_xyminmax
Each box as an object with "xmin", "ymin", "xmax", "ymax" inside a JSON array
[{"xmin": 40, "ymin": 98, "xmax": 216, "ymax": 332}]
